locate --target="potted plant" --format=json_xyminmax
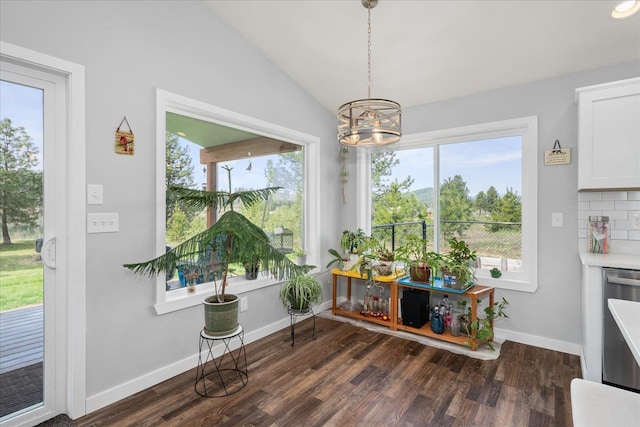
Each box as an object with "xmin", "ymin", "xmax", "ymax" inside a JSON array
[
  {"xmin": 367, "ymin": 237, "xmax": 396, "ymax": 276},
  {"xmin": 341, "ymin": 229, "xmax": 368, "ymax": 258},
  {"xmin": 440, "ymin": 237, "xmax": 477, "ymax": 290},
  {"xmin": 279, "ymin": 273, "xmax": 323, "ymax": 312},
  {"xmin": 326, "ymin": 248, "xmax": 351, "ymax": 271},
  {"xmin": 395, "ymin": 234, "xmax": 440, "ymax": 283},
  {"xmin": 293, "ymin": 248, "xmax": 307, "ymax": 266},
  {"xmin": 327, "ymin": 229, "xmax": 369, "ymax": 271},
  {"xmin": 467, "ymin": 297, "xmax": 509, "ymax": 351},
  {"xmin": 124, "ymin": 165, "xmax": 307, "ymax": 336}
]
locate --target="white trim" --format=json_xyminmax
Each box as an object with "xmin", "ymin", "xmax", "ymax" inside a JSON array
[
  {"xmin": 495, "ymin": 327, "xmax": 581, "ymax": 356},
  {"xmin": 87, "ymin": 300, "xmax": 332, "ymax": 413},
  {"xmin": 154, "ymin": 89, "xmax": 321, "ymax": 315},
  {"xmin": 357, "ymin": 116, "xmax": 538, "ymax": 292},
  {"xmin": 0, "ymin": 42, "xmax": 86, "ymax": 422}
]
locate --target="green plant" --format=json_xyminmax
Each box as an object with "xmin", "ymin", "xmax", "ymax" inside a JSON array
[
  {"xmin": 293, "ymin": 248, "xmax": 307, "ymax": 257},
  {"xmin": 467, "ymin": 297, "xmax": 509, "ymax": 351},
  {"xmin": 440, "ymin": 237, "xmax": 477, "ymax": 288},
  {"xmin": 368, "ymin": 237, "xmax": 394, "ymax": 261},
  {"xmin": 340, "ymin": 229, "xmax": 368, "ymax": 255},
  {"xmin": 124, "ymin": 166, "xmax": 308, "ymax": 302},
  {"xmin": 446, "ymin": 237, "xmax": 477, "ymax": 266},
  {"xmin": 326, "ymin": 248, "xmax": 350, "ymax": 270},
  {"xmin": 395, "ymin": 234, "xmax": 441, "ymax": 280},
  {"xmin": 279, "ymin": 274, "xmax": 323, "ymax": 310}
]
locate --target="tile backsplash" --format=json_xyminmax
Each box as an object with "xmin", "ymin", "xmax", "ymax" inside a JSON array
[{"xmin": 578, "ymin": 191, "xmax": 640, "ymax": 254}]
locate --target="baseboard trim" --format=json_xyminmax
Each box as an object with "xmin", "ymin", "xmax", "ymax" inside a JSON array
[
  {"xmin": 85, "ymin": 301, "xmax": 332, "ymax": 415},
  {"xmin": 85, "ymin": 302, "xmax": 574, "ymax": 414},
  {"xmin": 495, "ymin": 327, "xmax": 581, "ymax": 356}
]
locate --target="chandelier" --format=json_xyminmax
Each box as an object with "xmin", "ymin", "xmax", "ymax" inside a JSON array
[{"xmin": 337, "ymin": 0, "xmax": 401, "ymax": 147}]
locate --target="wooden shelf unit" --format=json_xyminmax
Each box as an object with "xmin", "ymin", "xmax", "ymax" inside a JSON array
[
  {"xmin": 396, "ymin": 280, "xmax": 495, "ymax": 350},
  {"xmin": 331, "ymin": 269, "xmax": 495, "ymax": 351}
]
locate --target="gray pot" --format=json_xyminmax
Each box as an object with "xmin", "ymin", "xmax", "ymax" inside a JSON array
[{"xmin": 203, "ymin": 294, "xmax": 239, "ymax": 336}]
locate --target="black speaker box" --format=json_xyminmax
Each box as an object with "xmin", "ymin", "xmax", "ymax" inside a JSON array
[{"xmin": 401, "ymin": 288, "xmax": 430, "ymax": 328}]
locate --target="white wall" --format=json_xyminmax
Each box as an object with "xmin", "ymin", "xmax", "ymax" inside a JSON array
[
  {"xmin": 403, "ymin": 60, "xmax": 640, "ymax": 353},
  {"xmin": 1, "ymin": 0, "xmax": 344, "ymax": 411}
]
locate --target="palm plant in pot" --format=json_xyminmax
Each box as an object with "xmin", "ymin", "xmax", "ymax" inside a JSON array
[{"xmin": 124, "ymin": 165, "xmax": 307, "ymax": 337}]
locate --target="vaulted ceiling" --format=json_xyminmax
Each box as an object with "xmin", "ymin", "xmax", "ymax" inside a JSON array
[{"xmin": 206, "ymin": 0, "xmax": 640, "ymax": 113}]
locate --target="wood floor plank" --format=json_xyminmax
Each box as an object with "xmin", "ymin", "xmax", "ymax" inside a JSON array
[{"xmin": 75, "ymin": 317, "xmax": 582, "ymax": 427}]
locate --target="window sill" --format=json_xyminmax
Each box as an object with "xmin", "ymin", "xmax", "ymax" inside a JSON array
[
  {"xmin": 153, "ymin": 275, "xmax": 282, "ymax": 315},
  {"xmin": 475, "ymin": 272, "xmax": 538, "ymax": 293}
]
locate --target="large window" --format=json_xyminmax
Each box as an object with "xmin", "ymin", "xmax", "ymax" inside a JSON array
[
  {"xmin": 357, "ymin": 116, "xmax": 538, "ymax": 292},
  {"xmin": 155, "ymin": 90, "xmax": 320, "ymax": 314}
]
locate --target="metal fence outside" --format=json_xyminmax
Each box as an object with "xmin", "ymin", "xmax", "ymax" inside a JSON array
[{"xmin": 372, "ymin": 220, "xmax": 522, "ymax": 260}]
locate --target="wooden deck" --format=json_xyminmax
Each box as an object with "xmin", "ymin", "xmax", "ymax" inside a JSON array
[{"xmin": 0, "ymin": 305, "xmax": 43, "ymax": 375}]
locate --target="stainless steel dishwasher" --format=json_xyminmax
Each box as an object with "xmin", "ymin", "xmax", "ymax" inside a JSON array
[{"xmin": 602, "ymin": 267, "xmax": 640, "ymax": 392}]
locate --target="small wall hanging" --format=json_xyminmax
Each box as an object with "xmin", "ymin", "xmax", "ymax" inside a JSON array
[
  {"xmin": 115, "ymin": 116, "xmax": 134, "ymax": 155},
  {"xmin": 544, "ymin": 139, "xmax": 570, "ymax": 166}
]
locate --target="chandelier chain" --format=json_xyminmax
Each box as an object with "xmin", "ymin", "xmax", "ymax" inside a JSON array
[{"xmin": 367, "ymin": 1, "xmax": 372, "ymax": 99}]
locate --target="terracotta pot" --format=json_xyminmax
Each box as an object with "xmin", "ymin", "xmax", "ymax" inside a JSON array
[{"xmin": 409, "ymin": 265, "xmax": 431, "ymax": 283}]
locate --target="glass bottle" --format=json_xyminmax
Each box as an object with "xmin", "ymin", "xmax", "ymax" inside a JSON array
[
  {"xmin": 371, "ymin": 282, "xmax": 384, "ymax": 314},
  {"xmin": 588, "ymin": 216, "xmax": 610, "ymax": 254},
  {"xmin": 363, "ymin": 284, "xmax": 372, "ymax": 314}
]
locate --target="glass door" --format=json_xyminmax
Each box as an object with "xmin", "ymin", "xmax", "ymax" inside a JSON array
[{"xmin": 0, "ymin": 64, "xmax": 57, "ymax": 422}]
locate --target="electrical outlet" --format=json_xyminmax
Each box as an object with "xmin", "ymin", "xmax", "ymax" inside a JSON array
[
  {"xmin": 632, "ymin": 212, "xmax": 640, "ymax": 230},
  {"xmin": 240, "ymin": 296, "xmax": 248, "ymax": 312},
  {"xmin": 552, "ymin": 212, "xmax": 563, "ymax": 227}
]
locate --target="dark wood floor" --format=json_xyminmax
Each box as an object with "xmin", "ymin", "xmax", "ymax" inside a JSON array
[{"xmin": 76, "ymin": 317, "xmax": 582, "ymax": 426}]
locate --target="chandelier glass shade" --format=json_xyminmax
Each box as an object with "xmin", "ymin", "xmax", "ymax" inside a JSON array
[
  {"xmin": 337, "ymin": 98, "xmax": 401, "ymax": 146},
  {"xmin": 337, "ymin": 0, "xmax": 401, "ymax": 147}
]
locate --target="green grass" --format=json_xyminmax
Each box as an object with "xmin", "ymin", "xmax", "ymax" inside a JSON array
[{"xmin": 0, "ymin": 240, "xmax": 43, "ymax": 312}]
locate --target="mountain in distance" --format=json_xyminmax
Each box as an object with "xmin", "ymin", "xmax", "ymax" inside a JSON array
[{"xmin": 411, "ymin": 187, "xmax": 433, "ymax": 207}]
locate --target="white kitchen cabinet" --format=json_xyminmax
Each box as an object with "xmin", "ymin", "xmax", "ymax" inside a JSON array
[{"xmin": 576, "ymin": 77, "xmax": 640, "ymax": 190}]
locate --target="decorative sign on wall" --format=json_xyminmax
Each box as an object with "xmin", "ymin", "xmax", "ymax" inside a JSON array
[
  {"xmin": 544, "ymin": 139, "xmax": 570, "ymax": 166},
  {"xmin": 114, "ymin": 116, "xmax": 134, "ymax": 155}
]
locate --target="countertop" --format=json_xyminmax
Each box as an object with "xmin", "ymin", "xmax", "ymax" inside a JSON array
[
  {"xmin": 608, "ymin": 299, "xmax": 640, "ymax": 366},
  {"xmin": 579, "ymin": 252, "xmax": 640, "ymax": 270}
]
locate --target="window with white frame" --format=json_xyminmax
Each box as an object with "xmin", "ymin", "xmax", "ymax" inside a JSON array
[
  {"xmin": 155, "ymin": 90, "xmax": 320, "ymax": 314},
  {"xmin": 358, "ymin": 116, "xmax": 538, "ymax": 292}
]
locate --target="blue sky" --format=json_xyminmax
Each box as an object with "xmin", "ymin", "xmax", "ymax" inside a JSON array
[
  {"xmin": 0, "ymin": 80, "xmax": 44, "ymax": 171},
  {"xmin": 2, "ymin": 77, "xmax": 521, "ymax": 199},
  {"xmin": 386, "ymin": 136, "xmax": 522, "ymax": 197},
  {"xmin": 181, "ymin": 135, "xmax": 522, "ymax": 198}
]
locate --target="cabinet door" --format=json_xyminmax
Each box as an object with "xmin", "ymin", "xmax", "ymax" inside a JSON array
[{"xmin": 577, "ymin": 78, "xmax": 640, "ymax": 190}]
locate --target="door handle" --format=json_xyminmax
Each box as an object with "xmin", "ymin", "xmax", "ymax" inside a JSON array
[
  {"xmin": 42, "ymin": 237, "xmax": 56, "ymax": 269},
  {"xmin": 607, "ymin": 276, "xmax": 640, "ymax": 287}
]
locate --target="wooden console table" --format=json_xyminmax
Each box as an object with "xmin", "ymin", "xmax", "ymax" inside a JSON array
[
  {"xmin": 331, "ymin": 268, "xmax": 401, "ymax": 329},
  {"xmin": 331, "ymin": 269, "xmax": 495, "ymax": 351}
]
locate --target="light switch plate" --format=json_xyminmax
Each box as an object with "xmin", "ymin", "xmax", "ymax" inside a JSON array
[
  {"xmin": 552, "ymin": 212, "xmax": 563, "ymax": 227},
  {"xmin": 87, "ymin": 184, "xmax": 103, "ymax": 205},
  {"xmin": 632, "ymin": 212, "xmax": 640, "ymax": 229},
  {"xmin": 87, "ymin": 213, "xmax": 119, "ymax": 233}
]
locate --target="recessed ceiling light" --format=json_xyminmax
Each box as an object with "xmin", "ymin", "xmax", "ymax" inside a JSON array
[
  {"xmin": 611, "ymin": 1, "xmax": 640, "ymax": 19},
  {"xmin": 176, "ymin": 131, "xmax": 186, "ymax": 137}
]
